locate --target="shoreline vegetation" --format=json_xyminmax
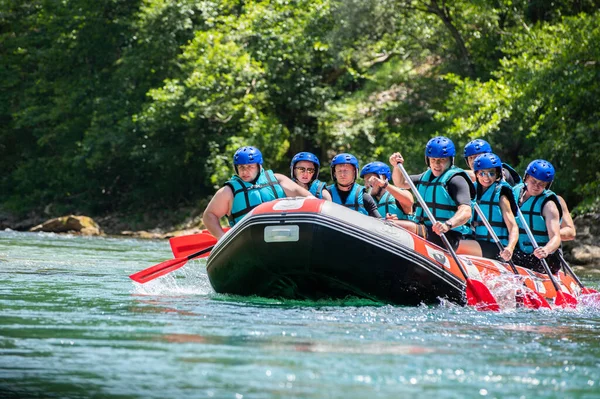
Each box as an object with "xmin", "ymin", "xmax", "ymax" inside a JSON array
[{"xmin": 1, "ymin": 2, "xmax": 599, "ymax": 228}]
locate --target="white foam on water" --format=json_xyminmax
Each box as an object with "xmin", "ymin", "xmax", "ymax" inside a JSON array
[
  {"xmin": 481, "ymin": 272, "xmax": 525, "ymax": 311},
  {"xmin": 131, "ymin": 260, "xmax": 214, "ymax": 296},
  {"xmin": 578, "ymin": 292, "xmax": 600, "ymax": 310}
]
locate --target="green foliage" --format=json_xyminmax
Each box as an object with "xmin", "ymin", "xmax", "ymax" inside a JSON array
[
  {"xmin": 1, "ymin": 0, "xmax": 598, "ymax": 220},
  {"xmin": 440, "ymin": 13, "xmax": 600, "ymax": 206}
]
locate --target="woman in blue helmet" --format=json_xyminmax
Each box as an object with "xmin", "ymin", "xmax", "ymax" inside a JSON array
[
  {"xmin": 326, "ymin": 153, "xmax": 381, "ymax": 217},
  {"xmin": 389, "ymin": 136, "xmax": 475, "ymax": 250},
  {"xmin": 203, "ymin": 146, "xmax": 314, "ymax": 239},
  {"xmin": 360, "ymin": 161, "xmax": 414, "ymax": 220},
  {"xmin": 290, "ymin": 152, "xmax": 332, "ymax": 201},
  {"xmin": 463, "ymin": 138, "xmax": 521, "ymax": 186},
  {"xmin": 511, "ymin": 159, "xmax": 563, "ymax": 274},
  {"xmin": 456, "ymin": 153, "xmax": 519, "ymax": 261}
]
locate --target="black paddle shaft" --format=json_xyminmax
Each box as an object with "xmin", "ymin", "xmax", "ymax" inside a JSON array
[
  {"xmin": 473, "ymin": 202, "xmax": 520, "ymax": 274},
  {"xmin": 397, "ymin": 163, "xmax": 471, "ymax": 281}
]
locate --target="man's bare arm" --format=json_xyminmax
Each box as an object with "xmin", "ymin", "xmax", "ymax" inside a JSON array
[
  {"xmin": 274, "ymin": 174, "xmax": 314, "ymax": 197},
  {"xmin": 202, "ymin": 186, "xmax": 234, "ymax": 239},
  {"xmin": 385, "ymin": 185, "xmax": 414, "ymax": 215},
  {"xmin": 558, "ymin": 195, "xmax": 576, "ymax": 241},
  {"xmin": 541, "ymin": 200, "xmax": 562, "ymax": 255}
]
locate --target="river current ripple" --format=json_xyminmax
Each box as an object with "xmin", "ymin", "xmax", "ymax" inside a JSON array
[{"xmin": 1, "ymin": 231, "xmax": 599, "ymax": 399}]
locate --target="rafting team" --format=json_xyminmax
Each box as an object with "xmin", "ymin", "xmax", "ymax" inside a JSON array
[{"xmin": 203, "ymin": 137, "xmax": 576, "ymax": 276}]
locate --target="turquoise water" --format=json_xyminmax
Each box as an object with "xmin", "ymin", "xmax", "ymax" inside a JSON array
[{"xmin": 1, "ymin": 231, "xmax": 599, "ymax": 399}]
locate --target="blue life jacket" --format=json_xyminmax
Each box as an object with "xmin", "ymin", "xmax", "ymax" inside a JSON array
[
  {"xmin": 309, "ymin": 180, "xmax": 327, "ymax": 199},
  {"xmin": 327, "ymin": 183, "xmax": 368, "ymax": 215},
  {"xmin": 472, "ymin": 181, "xmax": 514, "ymax": 246},
  {"xmin": 226, "ymin": 169, "xmax": 286, "ymax": 226},
  {"xmin": 513, "ymin": 183, "xmax": 562, "ymax": 253},
  {"xmin": 414, "ymin": 166, "xmax": 474, "ymax": 235},
  {"xmin": 376, "ymin": 191, "xmax": 413, "ymax": 221}
]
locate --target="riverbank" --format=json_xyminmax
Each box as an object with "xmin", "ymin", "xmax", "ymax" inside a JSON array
[
  {"xmin": 2, "ymin": 207, "xmax": 599, "ymax": 269},
  {"xmin": 0, "ymin": 203, "xmax": 208, "ymax": 238}
]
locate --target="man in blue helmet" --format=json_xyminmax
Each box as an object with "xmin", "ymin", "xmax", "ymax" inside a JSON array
[
  {"xmin": 290, "ymin": 152, "xmax": 332, "ymax": 201},
  {"xmin": 203, "ymin": 146, "xmax": 314, "ymax": 239},
  {"xmin": 463, "ymin": 138, "xmax": 521, "ymax": 186},
  {"xmin": 326, "ymin": 153, "xmax": 381, "ymax": 217},
  {"xmin": 511, "ymin": 159, "xmax": 563, "ymax": 274},
  {"xmin": 360, "ymin": 161, "xmax": 414, "ymax": 220},
  {"xmin": 389, "ymin": 136, "xmax": 475, "ymax": 249}
]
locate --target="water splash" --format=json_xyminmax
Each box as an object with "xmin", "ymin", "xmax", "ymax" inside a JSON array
[
  {"xmin": 579, "ymin": 293, "xmax": 600, "ymax": 310},
  {"xmin": 132, "ymin": 259, "xmax": 214, "ymax": 296},
  {"xmin": 481, "ymin": 272, "xmax": 522, "ymax": 311}
]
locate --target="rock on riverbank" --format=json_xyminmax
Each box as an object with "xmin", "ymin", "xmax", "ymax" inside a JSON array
[
  {"xmin": 563, "ymin": 213, "xmax": 600, "ymax": 267},
  {"xmin": 30, "ymin": 215, "xmax": 102, "ymax": 236}
]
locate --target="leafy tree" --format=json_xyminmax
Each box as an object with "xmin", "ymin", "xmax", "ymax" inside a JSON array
[{"xmin": 441, "ymin": 13, "xmax": 600, "ymax": 210}]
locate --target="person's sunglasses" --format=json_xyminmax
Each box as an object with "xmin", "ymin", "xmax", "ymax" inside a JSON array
[
  {"xmin": 295, "ymin": 167, "xmax": 315, "ymax": 174},
  {"xmin": 477, "ymin": 171, "xmax": 497, "ymax": 178}
]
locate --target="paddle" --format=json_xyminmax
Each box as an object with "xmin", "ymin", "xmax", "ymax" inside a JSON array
[
  {"xmin": 397, "ymin": 163, "xmax": 500, "ymax": 311},
  {"xmin": 129, "ymin": 244, "xmax": 214, "ymax": 284},
  {"xmin": 169, "ymin": 227, "xmax": 230, "ymax": 258},
  {"xmin": 515, "ymin": 206, "xmax": 577, "ymax": 308},
  {"xmin": 170, "ymin": 233, "xmax": 217, "ymax": 258},
  {"xmin": 473, "ymin": 203, "xmax": 550, "ymax": 309},
  {"xmin": 558, "ymin": 250, "xmax": 599, "ymax": 295}
]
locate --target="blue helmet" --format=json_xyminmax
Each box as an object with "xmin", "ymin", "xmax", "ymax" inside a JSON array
[
  {"xmin": 473, "ymin": 153, "xmax": 502, "ymax": 171},
  {"xmin": 290, "ymin": 152, "xmax": 320, "ymax": 181},
  {"xmin": 425, "ymin": 136, "xmax": 455, "ymax": 165},
  {"xmin": 464, "ymin": 139, "xmax": 492, "ymax": 158},
  {"xmin": 360, "ymin": 161, "xmax": 391, "ymax": 180},
  {"xmin": 330, "ymin": 153, "xmax": 359, "ymax": 182},
  {"xmin": 525, "ymin": 159, "xmax": 555, "ymax": 186},
  {"xmin": 233, "ymin": 146, "xmax": 263, "ymax": 165}
]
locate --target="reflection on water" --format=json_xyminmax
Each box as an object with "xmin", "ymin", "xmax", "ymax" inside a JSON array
[
  {"xmin": 1, "ymin": 231, "xmax": 599, "ymax": 399},
  {"xmin": 160, "ymin": 333, "xmax": 436, "ymax": 355}
]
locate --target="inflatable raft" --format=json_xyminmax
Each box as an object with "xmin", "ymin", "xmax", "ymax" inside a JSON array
[{"xmin": 206, "ymin": 198, "xmax": 582, "ymax": 306}]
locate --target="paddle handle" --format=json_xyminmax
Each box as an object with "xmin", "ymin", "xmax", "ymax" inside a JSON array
[
  {"xmin": 397, "ymin": 163, "xmax": 471, "ymax": 281},
  {"xmin": 473, "ymin": 202, "xmax": 519, "ymax": 274},
  {"xmin": 185, "ymin": 245, "xmax": 214, "ymax": 261}
]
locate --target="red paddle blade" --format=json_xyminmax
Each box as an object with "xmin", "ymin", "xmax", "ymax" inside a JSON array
[
  {"xmin": 516, "ymin": 289, "xmax": 550, "ymax": 309},
  {"xmin": 529, "ymin": 291, "xmax": 552, "ymax": 309},
  {"xmin": 170, "ymin": 234, "xmax": 217, "ymax": 258},
  {"xmin": 554, "ymin": 291, "xmax": 578, "ymax": 309},
  {"xmin": 465, "ymin": 279, "xmax": 500, "ymax": 311},
  {"xmin": 582, "ymin": 287, "xmax": 598, "ymax": 294},
  {"xmin": 129, "ymin": 248, "xmax": 214, "ymax": 284},
  {"xmin": 129, "ymin": 257, "xmax": 189, "ymax": 284}
]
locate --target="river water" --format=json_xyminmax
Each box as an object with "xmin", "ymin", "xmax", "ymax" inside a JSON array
[{"xmin": 1, "ymin": 231, "xmax": 599, "ymax": 399}]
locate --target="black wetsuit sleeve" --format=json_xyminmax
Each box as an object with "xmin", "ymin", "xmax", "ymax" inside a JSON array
[
  {"xmin": 410, "ymin": 173, "xmax": 424, "ymax": 185},
  {"xmin": 363, "ymin": 193, "xmax": 382, "ymax": 218},
  {"xmin": 446, "ymin": 175, "xmax": 473, "ymax": 206},
  {"xmin": 499, "ymin": 185, "xmax": 518, "ymax": 214},
  {"xmin": 502, "ymin": 168, "xmax": 515, "ymax": 186}
]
